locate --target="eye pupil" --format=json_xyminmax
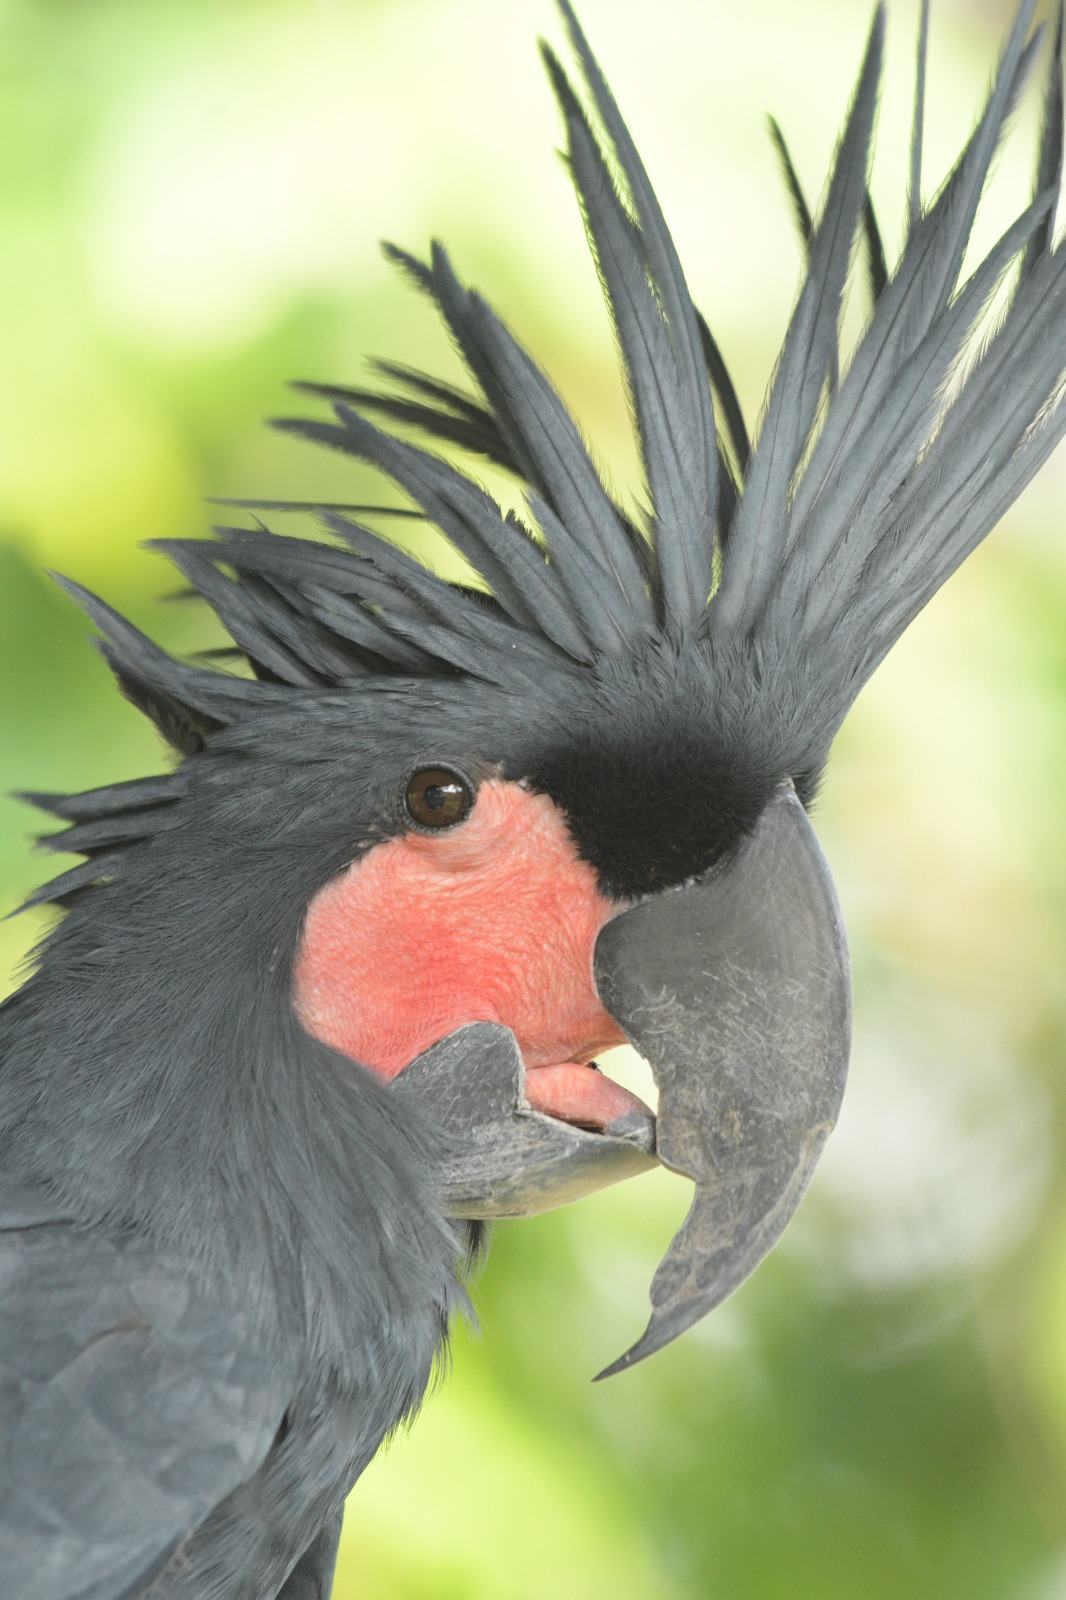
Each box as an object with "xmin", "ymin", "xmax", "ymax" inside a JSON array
[{"xmin": 405, "ymin": 767, "xmax": 474, "ymax": 830}]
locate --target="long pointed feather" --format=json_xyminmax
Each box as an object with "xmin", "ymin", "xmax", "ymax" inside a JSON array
[
  {"xmin": 272, "ymin": 409, "xmax": 592, "ymax": 655},
  {"xmin": 862, "ymin": 194, "xmax": 889, "ymax": 304},
  {"xmin": 35, "ymin": 810, "xmax": 174, "ymax": 856},
  {"xmin": 550, "ymin": 7, "xmax": 718, "ymax": 628},
  {"xmin": 767, "ymin": 117, "xmax": 814, "ymax": 247},
  {"xmin": 420, "ymin": 242, "xmax": 651, "ymax": 619},
  {"xmin": 782, "ymin": 2, "xmax": 1042, "ymax": 584},
  {"xmin": 924, "ymin": 3, "xmax": 1042, "ymax": 322},
  {"xmin": 183, "ymin": 527, "xmax": 446, "ymax": 672},
  {"xmin": 694, "ymin": 310, "xmax": 750, "ymax": 473},
  {"xmin": 870, "ymin": 247, "xmax": 1066, "ymax": 554},
  {"xmin": 713, "ymin": 8, "xmax": 884, "ymax": 636},
  {"xmin": 153, "ymin": 543, "xmax": 324, "ymax": 688},
  {"xmin": 51, "ymin": 577, "xmax": 270, "ymax": 725},
  {"xmin": 1022, "ymin": 0, "xmax": 1064, "ymax": 279},
  {"xmin": 777, "ymin": 190, "xmax": 1054, "ymax": 639},
  {"xmin": 831, "ymin": 244, "xmax": 1066, "ymax": 673},
  {"xmin": 298, "ymin": 587, "xmax": 441, "ymax": 671},
  {"xmin": 297, "ymin": 386, "xmax": 516, "ymax": 473},
  {"xmin": 368, "ymin": 360, "xmax": 495, "ymax": 425},
  {"xmin": 209, "ymin": 498, "xmax": 425, "ymax": 518},
  {"xmin": 525, "ymin": 492, "xmax": 639, "ymax": 651},
  {"xmin": 543, "ymin": 44, "xmax": 714, "ymax": 628},
  {"xmin": 16, "ymin": 778, "xmax": 180, "ymax": 823},
  {"xmin": 308, "ymin": 534, "xmax": 571, "ymax": 680},
  {"xmin": 555, "ymin": 0, "xmax": 718, "ymax": 500},
  {"xmin": 15, "ymin": 856, "xmax": 125, "ymax": 913},
  {"xmin": 320, "ymin": 506, "xmax": 589, "ymax": 666},
  {"xmin": 155, "ymin": 540, "xmax": 367, "ymax": 685},
  {"xmin": 908, "ymin": 0, "xmax": 931, "ymax": 234}
]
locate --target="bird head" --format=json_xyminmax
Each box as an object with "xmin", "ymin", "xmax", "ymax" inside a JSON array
[{"xmin": 14, "ymin": 0, "xmax": 1066, "ymax": 1376}]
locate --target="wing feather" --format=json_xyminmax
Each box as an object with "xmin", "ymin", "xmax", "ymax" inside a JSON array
[{"xmin": 0, "ymin": 1182, "xmax": 288, "ymax": 1600}]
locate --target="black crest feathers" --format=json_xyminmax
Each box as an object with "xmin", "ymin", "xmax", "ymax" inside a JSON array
[{"xmin": 30, "ymin": 1, "xmax": 1066, "ymax": 899}]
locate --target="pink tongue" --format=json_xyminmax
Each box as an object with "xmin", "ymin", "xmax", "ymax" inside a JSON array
[{"xmin": 523, "ymin": 1062, "xmax": 651, "ymax": 1130}]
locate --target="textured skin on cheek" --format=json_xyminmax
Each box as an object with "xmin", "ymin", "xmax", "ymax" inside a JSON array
[{"xmin": 293, "ymin": 779, "xmax": 628, "ymax": 1080}]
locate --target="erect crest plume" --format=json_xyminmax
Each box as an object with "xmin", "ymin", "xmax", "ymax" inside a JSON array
[{"xmin": 24, "ymin": 0, "xmax": 1066, "ymax": 908}]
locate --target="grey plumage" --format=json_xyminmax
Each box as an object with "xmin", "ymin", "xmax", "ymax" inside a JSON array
[
  {"xmin": 0, "ymin": 1175, "xmax": 289, "ymax": 1599},
  {"xmin": 260, "ymin": 0, "xmax": 1066, "ymax": 755},
  {"xmin": 4, "ymin": 4, "xmax": 1066, "ymax": 1597},
  {"xmin": 712, "ymin": 9, "xmax": 885, "ymax": 636}
]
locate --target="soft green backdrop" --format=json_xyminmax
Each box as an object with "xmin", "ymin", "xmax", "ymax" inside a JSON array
[{"xmin": 2, "ymin": 0, "xmax": 1066, "ymax": 1595}]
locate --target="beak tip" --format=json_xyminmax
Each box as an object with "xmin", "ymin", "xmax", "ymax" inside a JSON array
[
  {"xmin": 592, "ymin": 1353, "xmax": 631, "ymax": 1383},
  {"xmin": 593, "ymin": 1320, "xmax": 669, "ymax": 1382}
]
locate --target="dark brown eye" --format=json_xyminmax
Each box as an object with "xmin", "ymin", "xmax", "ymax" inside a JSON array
[{"xmin": 404, "ymin": 767, "xmax": 475, "ymax": 831}]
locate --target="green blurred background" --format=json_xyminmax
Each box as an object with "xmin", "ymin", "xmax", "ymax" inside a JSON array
[{"xmin": 2, "ymin": 0, "xmax": 1066, "ymax": 1594}]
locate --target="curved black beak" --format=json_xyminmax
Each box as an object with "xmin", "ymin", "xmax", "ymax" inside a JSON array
[{"xmin": 592, "ymin": 783, "xmax": 850, "ymax": 1376}]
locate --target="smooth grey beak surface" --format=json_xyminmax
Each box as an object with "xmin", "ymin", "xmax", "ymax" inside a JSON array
[
  {"xmin": 593, "ymin": 783, "xmax": 851, "ymax": 1378},
  {"xmin": 393, "ymin": 1021, "xmax": 657, "ymax": 1218}
]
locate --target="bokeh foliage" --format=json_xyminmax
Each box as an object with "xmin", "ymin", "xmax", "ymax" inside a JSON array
[{"xmin": 2, "ymin": 0, "xmax": 1066, "ymax": 1595}]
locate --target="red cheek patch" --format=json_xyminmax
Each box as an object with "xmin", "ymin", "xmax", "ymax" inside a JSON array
[{"xmin": 293, "ymin": 779, "xmax": 629, "ymax": 1096}]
